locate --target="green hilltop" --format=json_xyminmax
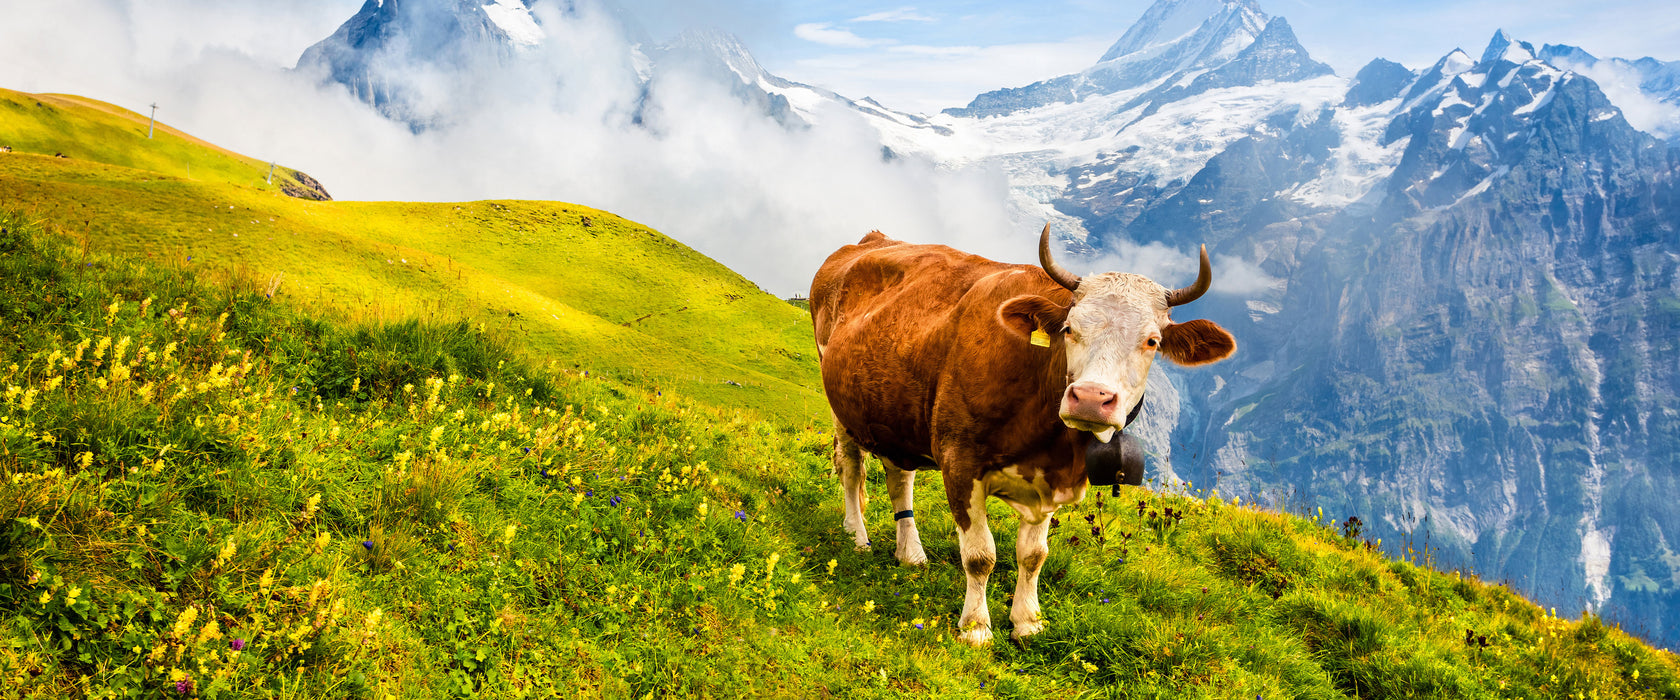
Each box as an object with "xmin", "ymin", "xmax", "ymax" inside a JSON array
[
  {"xmin": 1, "ymin": 89, "xmax": 1678, "ymax": 698},
  {"xmin": 0, "ymin": 87, "xmax": 824, "ymax": 424}
]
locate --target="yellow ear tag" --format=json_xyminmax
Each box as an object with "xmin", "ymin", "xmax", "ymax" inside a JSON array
[{"xmin": 1030, "ymin": 329, "xmax": 1051, "ymax": 347}]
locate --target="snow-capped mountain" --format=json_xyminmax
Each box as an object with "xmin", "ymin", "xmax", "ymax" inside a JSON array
[
  {"xmin": 642, "ymin": 28, "xmax": 951, "ymax": 137},
  {"xmin": 945, "ymin": 0, "xmax": 1270, "ymax": 118},
  {"xmin": 296, "ymin": 0, "xmax": 551, "ymax": 124},
  {"xmin": 297, "ymin": 1, "xmax": 939, "ymax": 137},
  {"xmin": 834, "ymin": 0, "xmax": 1344, "ymax": 248}
]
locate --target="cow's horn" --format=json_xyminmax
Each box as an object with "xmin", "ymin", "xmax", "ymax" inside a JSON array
[
  {"xmin": 1038, "ymin": 223, "xmax": 1081, "ymax": 291},
  {"xmin": 1167, "ymin": 244, "xmax": 1213, "ymax": 307}
]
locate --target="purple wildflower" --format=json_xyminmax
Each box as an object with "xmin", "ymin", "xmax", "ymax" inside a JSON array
[
  {"xmin": 610, "ymin": 495, "xmax": 622, "ymax": 507},
  {"xmin": 734, "ymin": 511, "xmax": 747, "ymax": 520},
  {"xmin": 523, "ymin": 447, "xmax": 532, "ymax": 454},
  {"xmin": 585, "ymin": 490, "xmax": 593, "ymax": 497},
  {"xmin": 230, "ymin": 638, "xmax": 246, "ymax": 651},
  {"xmin": 175, "ymin": 678, "xmax": 193, "ymax": 693},
  {"xmin": 361, "ymin": 541, "xmax": 374, "ymax": 550}
]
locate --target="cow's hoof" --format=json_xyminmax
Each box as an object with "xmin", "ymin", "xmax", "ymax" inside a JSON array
[
  {"xmin": 854, "ymin": 539, "xmax": 872, "ymax": 551},
  {"xmin": 895, "ymin": 547, "xmax": 928, "ymax": 567},
  {"xmin": 957, "ymin": 626, "xmax": 993, "ymax": 647},
  {"xmin": 1010, "ymin": 619, "xmax": 1046, "ymax": 641}
]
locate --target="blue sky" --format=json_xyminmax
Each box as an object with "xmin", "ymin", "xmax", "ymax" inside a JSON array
[{"xmin": 614, "ymin": 0, "xmax": 1680, "ymax": 114}]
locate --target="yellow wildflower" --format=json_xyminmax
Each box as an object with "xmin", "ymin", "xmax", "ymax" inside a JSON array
[
  {"xmin": 863, "ymin": 600, "xmax": 876, "ymax": 613},
  {"xmin": 172, "ymin": 606, "xmax": 200, "ymax": 639},
  {"xmin": 196, "ymin": 618, "xmax": 223, "ymax": 645},
  {"xmin": 214, "ymin": 537, "xmax": 237, "ymax": 568}
]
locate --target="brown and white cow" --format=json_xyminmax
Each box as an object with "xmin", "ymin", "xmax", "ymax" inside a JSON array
[{"xmin": 809, "ymin": 224, "xmax": 1236, "ymax": 645}]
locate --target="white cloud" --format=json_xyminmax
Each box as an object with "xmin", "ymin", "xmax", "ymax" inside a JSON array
[
  {"xmin": 1547, "ymin": 56, "xmax": 1680, "ymax": 140},
  {"xmin": 792, "ymin": 22, "xmax": 890, "ymax": 49},
  {"xmin": 1079, "ymin": 242, "xmax": 1279, "ymax": 298},
  {"xmin": 850, "ymin": 7, "xmax": 936, "ymax": 24},
  {"xmin": 787, "ymin": 36, "xmax": 1112, "ymax": 115}
]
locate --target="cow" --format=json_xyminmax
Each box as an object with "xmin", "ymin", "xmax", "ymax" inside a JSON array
[{"xmin": 809, "ymin": 224, "xmax": 1236, "ymax": 645}]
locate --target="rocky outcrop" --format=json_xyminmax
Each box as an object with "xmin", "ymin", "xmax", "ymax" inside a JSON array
[{"xmin": 280, "ymin": 169, "xmax": 332, "ymax": 201}]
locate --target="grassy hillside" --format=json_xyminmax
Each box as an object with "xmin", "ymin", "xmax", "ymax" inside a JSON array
[
  {"xmin": 0, "ymin": 88, "xmax": 322, "ymax": 199},
  {"xmin": 1, "ymin": 213, "xmax": 1677, "ymax": 698},
  {"xmin": 0, "ymin": 91, "xmax": 824, "ymax": 423}
]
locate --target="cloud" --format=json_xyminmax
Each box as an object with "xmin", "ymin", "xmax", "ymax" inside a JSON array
[
  {"xmin": 789, "ymin": 36, "xmax": 1112, "ymax": 115},
  {"xmin": 792, "ymin": 22, "xmax": 890, "ymax": 49},
  {"xmin": 0, "ymin": 0, "xmax": 1022, "ymax": 297},
  {"xmin": 850, "ymin": 7, "xmax": 936, "ymax": 24},
  {"xmin": 1078, "ymin": 242, "xmax": 1280, "ymax": 297},
  {"xmin": 1546, "ymin": 55, "xmax": 1680, "ymax": 140}
]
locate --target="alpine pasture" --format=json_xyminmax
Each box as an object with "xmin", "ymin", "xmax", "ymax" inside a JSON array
[{"xmin": 1, "ymin": 89, "xmax": 1676, "ymax": 698}]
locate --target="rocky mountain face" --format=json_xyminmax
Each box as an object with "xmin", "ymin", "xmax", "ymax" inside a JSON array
[
  {"xmin": 1162, "ymin": 30, "xmax": 1680, "ymax": 646},
  {"xmin": 1537, "ymin": 43, "xmax": 1680, "ymax": 141}
]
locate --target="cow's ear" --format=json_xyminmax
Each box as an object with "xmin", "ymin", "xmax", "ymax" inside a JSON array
[
  {"xmin": 997, "ymin": 295, "xmax": 1069, "ymax": 342},
  {"xmin": 1161, "ymin": 319, "xmax": 1236, "ymax": 366}
]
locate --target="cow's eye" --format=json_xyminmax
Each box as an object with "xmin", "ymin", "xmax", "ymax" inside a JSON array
[{"xmin": 1146, "ymin": 337, "xmax": 1159, "ymax": 348}]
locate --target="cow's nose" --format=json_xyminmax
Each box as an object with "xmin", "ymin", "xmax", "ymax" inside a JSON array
[{"xmin": 1065, "ymin": 382, "xmax": 1118, "ymax": 419}]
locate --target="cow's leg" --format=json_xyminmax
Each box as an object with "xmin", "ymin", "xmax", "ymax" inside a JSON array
[
  {"xmin": 1010, "ymin": 514, "xmax": 1053, "ymax": 640},
  {"xmin": 832, "ymin": 419, "xmax": 871, "ymax": 550},
  {"xmin": 947, "ymin": 475, "xmax": 995, "ymax": 645},
  {"xmin": 882, "ymin": 460, "xmax": 927, "ymax": 566}
]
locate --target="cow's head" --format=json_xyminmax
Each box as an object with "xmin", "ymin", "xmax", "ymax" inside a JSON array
[{"xmin": 999, "ymin": 224, "xmax": 1236, "ymax": 442}]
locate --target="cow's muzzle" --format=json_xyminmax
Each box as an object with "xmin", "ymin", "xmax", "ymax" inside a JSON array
[{"xmin": 1060, "ymin": 382, "xmax": 1135, "ymax": 441}]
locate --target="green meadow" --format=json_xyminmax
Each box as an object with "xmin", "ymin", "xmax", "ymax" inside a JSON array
[{"xmin": 2, "ymin": 89, "xmax": 1678, "ymax": 698}]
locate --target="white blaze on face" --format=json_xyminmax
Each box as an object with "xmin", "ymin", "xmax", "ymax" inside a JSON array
[{"xmin": 1058, "ymin": 272, "xmax": 1169, "ymax": 441}]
